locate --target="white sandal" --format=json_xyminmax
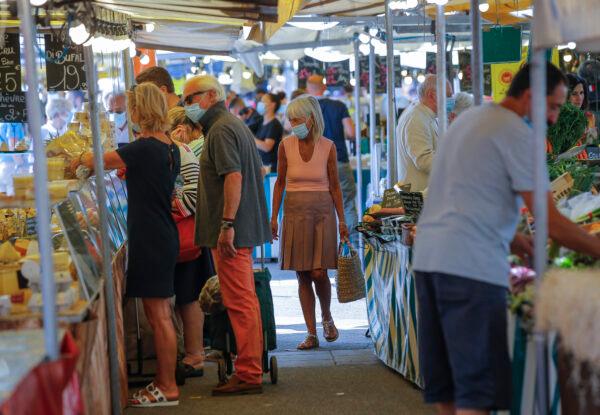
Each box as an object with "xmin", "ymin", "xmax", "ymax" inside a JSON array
[{"xmin": 129, "ymin": 382, "xmax": 179, "ymax": 408}]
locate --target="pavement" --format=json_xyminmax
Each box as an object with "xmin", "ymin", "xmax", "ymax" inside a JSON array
[{"xmin": 125, "ymin": 264, "xmax": 434, "ymax": 415}]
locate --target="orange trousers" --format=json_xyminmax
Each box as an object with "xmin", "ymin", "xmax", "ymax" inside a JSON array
[{"xmin": 212, "ymin": 248, "xmax": 264, "ymax": 384}]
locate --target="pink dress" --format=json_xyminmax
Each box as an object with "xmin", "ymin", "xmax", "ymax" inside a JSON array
[{"xmin": 280, "ymin": 136, "xmax": 338, "ymax": 271}]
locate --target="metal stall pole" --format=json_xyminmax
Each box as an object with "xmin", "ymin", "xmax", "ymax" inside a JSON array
[
  {"xmin": 531, "ymin": 48, "xmax": 550, "ymax": 415},
  {"xmin": 369, "ymin": 41, "xmax": 379, "ymax": 198},
  {"xmin": 354, "ymin": 40, "xmax": 363, "ymax": 227},
  {"xmin": 384, "ymin": 0, "xmax": 397, "ymax": 186},
  {"xmin": 17, "ymin": 0, "xmax": 58, "ymax": 360},
  {"xmin": 470, "ymin": 0, "xmax": 484, "ymax": 105},
  {"xmin": 84, "ymin": 46, "xmax": 122, "ymax": 414},
  {"xmin": 436, "ymin": 5, "xmax": 448, "ymax": 137},
  {"xmin": 122, "ymin": 48, "xmax": 135, "ymax": 143}
]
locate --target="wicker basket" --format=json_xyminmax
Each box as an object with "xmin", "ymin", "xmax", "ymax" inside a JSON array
[
  {"xmin": 551, "ymin": 172, "xmax": 574, "ymax": 203},
  {"xmin": 335, "ymin": 243, "xmax": 365, "ymax": 303}
]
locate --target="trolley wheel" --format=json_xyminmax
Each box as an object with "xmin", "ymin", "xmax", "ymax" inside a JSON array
[
  {"xmin": 269, "ymin": 356, "xmax": 278, "ymax": 385},
  {"xmin": 175, "ymin": 364, "xmax": 186, "ymax": 386},
  {"xmin": 217, "ymin": 359, "xmax": 228, "ymax": 385}
]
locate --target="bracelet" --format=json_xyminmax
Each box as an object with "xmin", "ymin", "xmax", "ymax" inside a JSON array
[{"xmin": 222, "ymin": 217, "xmax": 235, "ymax": 223}]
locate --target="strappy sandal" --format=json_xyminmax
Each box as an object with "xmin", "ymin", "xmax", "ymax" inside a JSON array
[
  {"xmin": 323, "ymin": 319, "xmax": 339, "ymax": 342},
  {"xmin": 129, "ymin": 382, "xmax": 179, "ymax": 408},
  {"xmin": 297, "ymin": 334, "xmax": 319, "ymax": 350}
]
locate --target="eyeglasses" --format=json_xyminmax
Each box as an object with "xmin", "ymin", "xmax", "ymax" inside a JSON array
[{"xmin": 183, "ymin": 90, "xmax": 209, "ymax": 105}]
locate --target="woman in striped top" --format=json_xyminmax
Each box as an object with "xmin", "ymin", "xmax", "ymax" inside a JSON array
[{"xmin": 168, "ymin": 107, "xmax": 214, "ymax": 378}]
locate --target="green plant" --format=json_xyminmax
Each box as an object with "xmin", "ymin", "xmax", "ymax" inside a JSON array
[{"xmin": 548, "ymin": 103, "xmax": 587, "ymax": 155}]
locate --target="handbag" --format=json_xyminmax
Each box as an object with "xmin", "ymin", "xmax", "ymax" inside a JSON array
[
  {"xmin": 173, "ymin": 213, "xmax": 202, "ymax": 263},
  {"xmin": 335, "ymin": 242, "xmax": 366, "ymax": 303}
]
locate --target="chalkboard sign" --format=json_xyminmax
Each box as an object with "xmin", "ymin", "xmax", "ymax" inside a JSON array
[
  {"xmin": 324, "ymin": 60, "xmax": 350, "ymax": 88},
  {"xmin": 0, "ymin": 92, "xmax": 26, "ymax": 122},
  {"xmin": 44, "ymin": 34, "xmax": 87, "ymax": 91},
  {"xmin": 298, "ymin": 56, "xmax": 324, "ymax": 88},
  {"xmin": 358, "ymin": 55, "xmax": 403, "ymax": 93},
  {"xmin": 0, "ymin": 33, "xmax": 21, "ymax": 93},
  {"xmin": 398, "ymin": 192, "xmax": 424, "ymax": 217},
  {"xmin": 382, "ymin": 188, "xmax": 403, "ymax": 208},
  {"xmin": 25, "ymin": 216, "xmax": 37, "ymax": 236}
]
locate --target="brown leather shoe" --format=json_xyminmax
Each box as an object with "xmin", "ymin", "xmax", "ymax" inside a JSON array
[{"xmin": 212, "ymin": 375, "xmax": 263, "ymax": 396}]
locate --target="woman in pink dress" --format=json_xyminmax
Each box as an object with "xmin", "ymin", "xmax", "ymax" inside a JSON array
[{"xmin": 271, "ymin": 94, "xmax": 349, "ymax": 350}]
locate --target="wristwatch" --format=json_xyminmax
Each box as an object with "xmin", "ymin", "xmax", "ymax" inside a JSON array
[{"xmin": 221, "ymin": 219, "xmax": 234, "ymax": 231}]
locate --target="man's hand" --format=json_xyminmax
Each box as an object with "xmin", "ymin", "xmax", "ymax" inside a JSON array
[
  {"xmin": 271, "ymin": 218, "xmax": 279, "ymax": 241},
  {"xmin": 511, "ymin": 233, "xmax": 534, "ymax": 264},
  {"xmin": 339, "ymin": 223, "xmax": 350, "ymax": 243},
  {"xmin": 218, "ymin": 228, "xmax": 237, "ymax": 258}
]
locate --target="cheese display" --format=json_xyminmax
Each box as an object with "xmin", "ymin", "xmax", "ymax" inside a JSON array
[
  {"xmin": 47, "ymin": 157, "xmax": 65, "ymax": 181},
  {"xmin": 12, "ymin": 175, "xmax": 34, "ymax": 199}
]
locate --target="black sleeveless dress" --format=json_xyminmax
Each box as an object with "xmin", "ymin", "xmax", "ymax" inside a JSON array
[{"xmin": 116, "ymin": 137, "xmax": 181, "ymax": 298}]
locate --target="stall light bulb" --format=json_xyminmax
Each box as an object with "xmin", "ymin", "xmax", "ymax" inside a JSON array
[
  {"xmin": 275, "ymin": 74, "xmax": 284, "ymax": 83},
  {"xmin": 407, "ymin": 0, "xmax": 418, "ymax": 7},
  {"xmin": 350, "ymin": 78, "xmax": 356, "ymax": 86},
  {"xmin": 359, "ymin": 43, "xmax": 370, "ymax": 55},
  {"xmin": 242, "ymin": 71, "xmax": 252, "ymax": 80},
  {"xmin": 145, "ymin": 23, "xmax": 155, "ymax": 33},
  {"xmin": 369, "ymin": 28, "xmax": 378, "ymax": 37},
  {"xmin": 478, "ymin": 3, "xmax": 490, "ymax": 12},
  {"xmin": 140, "ymin": 54, "xmax": 151, "ymax": 65},
  {"xmin": 191, "ymin": 66, "xmax": 198, "ymax": 74},
  {"xmin": 200, "ymin": 70, "xmax": 207, "ymax": 76},
  {"xmin": 203, "ymin": 56, "xmax": 211, "ymax": 64},
  {"xmin": 568, "ymin": 42, "xmax": 577, "ymax": 50},
  {"xmin": 30, "ymin": 0, "xmax": 47, "ymax": 6},
  {"xmin": 417, "ymin": 74, "xmax": 426, "ymax": 83},
  {"xmin": 401, "ymin": 69, "xmax": 408, "ymax": 76},
  {"xmin": 69, "ymin": 23, "xmax": 89, "ymax": 45},
  {"xmin": 359, "ymin": 33, "xmax": 370, "ymax": 44},
  {"xmin": 563, "ymin": 54, "xmax": 573, "ymax": 63},
  {"xmin": 404, "ymin": 76, "xmax": 413, "ymax": 85},
  {"xmin": 190, "ymin": 56, "xmax": 197, "ymax": 63},
  {"xmin": 458, "ymin": 71, "xmax": 464, "ymax": 80}
]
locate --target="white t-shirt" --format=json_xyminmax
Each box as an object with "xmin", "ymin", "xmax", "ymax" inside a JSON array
[{"xmin": 413, "ymin": 103, "xmax": 548, "ymax": 287}]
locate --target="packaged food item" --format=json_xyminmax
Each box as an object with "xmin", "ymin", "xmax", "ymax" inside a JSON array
[
  {"xmin": 0, "ymin": 264, "xmax": 20, "ymax": 296},
  {"xmin": 0, "ymin": 241, "xmax": 20, "ymax": 263},
  {"xmin": 47, "ymin": 157, "xmax": 65, "ymax": 181},
  {"xmin": 48, "ymin": 181, "xmax": 69, "ymax": 199},
  {"xmin": 13, "ymin": 175, "xmax": 34, "ymax": 199}
]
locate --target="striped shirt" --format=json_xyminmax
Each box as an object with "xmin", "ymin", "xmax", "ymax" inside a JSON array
[
  {"xmin": 188, "ymin": 136, "xmax": 205, "ymax": 159},
  {"xmin": 172, "ymin": 144, "xmax": 200, "ymax": 217}
]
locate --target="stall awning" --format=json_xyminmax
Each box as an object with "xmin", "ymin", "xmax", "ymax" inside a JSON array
[
  {"xmin": 424, "ymin": 0, "xmax": 533, "ymax": 25},
  {"xmin": 534, "ymin": 0, "xmax": 600, "ymax": 51},
  {"xmin": 297, "ymin": 0, "xmax": 385, "ymax": 17}
]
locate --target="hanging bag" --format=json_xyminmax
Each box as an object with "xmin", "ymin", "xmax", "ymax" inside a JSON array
[
  {"xmin": 173, "ymin": 213, "xmax": 202, "ymax": 263},
  {"xmin": 335, "ymin": 242, "xmax": 365, "ymax": 303}
]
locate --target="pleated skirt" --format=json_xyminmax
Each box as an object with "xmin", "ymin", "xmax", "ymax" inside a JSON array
[{"xmin": 280, "ymin": 191, "xmax": 338, "ymax": 271}]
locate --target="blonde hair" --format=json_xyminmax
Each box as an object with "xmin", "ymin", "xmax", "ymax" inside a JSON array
[
  {"xmin": 167, "ymin": 107, "xmax": 196, "ymax": 132},
  {"xmin": 185, "ymin": 75, "xmax": 225, "ymax": 102},
  {"xmin": 127, "ymin": 82, "xmax": 170, "ymax": 132},
  {"xmin": 286, "ymin": 94, "xmax": 324, "ymax": 138}
]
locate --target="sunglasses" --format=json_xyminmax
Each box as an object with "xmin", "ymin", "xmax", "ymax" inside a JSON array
[{"xmin": 183, "ymin": 90, "xmax": 209, "ymax": 105}]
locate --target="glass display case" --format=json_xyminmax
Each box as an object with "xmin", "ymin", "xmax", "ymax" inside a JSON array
[{"xmin": 0, "ymin": 151, "xmax": 127, "ymax": 322}]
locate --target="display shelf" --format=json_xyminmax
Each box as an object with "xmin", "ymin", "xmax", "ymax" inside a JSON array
[{"xmin": 0, "ymin": 328, "xmax": 64, "ymax": 404}]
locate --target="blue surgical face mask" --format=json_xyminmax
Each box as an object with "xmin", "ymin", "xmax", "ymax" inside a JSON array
[
  {"xmin": 446, "ymin": 97, "xmax": 456, "ymax": 114},
  {"xmin": 185, "ymin": 103, "xmax": 206, "ymax": 123},
  {"xmin": 113, "ymin": 112, "xmax": 127, "ymax": 128},
  {"xmin": 256, "ymin": 102, "xmax": 266, "ymax": 115},
  {"xmin": 131, "ymin": 123, "xmax": 141, "ymax": 133},
  {"xmin": 292, "ymin": 123, "xmax": 310, "ymax": 140}
]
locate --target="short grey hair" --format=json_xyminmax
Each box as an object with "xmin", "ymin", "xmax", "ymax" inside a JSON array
[
  {"xmin": 45, "ymin": 97, "xmax": 72, "ymax": 119},
  {"xmin": 286, "ymin": 94, "xmax": 324, "ymax": 138},
  {"xmin": 418, "ymin": 74, "xmax": 437, "ymax": 100},
  {"xmin": 185, "ymin": 75, "xmax": 226, "ymax": 102},
  {"xmin": 452, "ymin": 92, "xmax": 474, "ymax": 116}
]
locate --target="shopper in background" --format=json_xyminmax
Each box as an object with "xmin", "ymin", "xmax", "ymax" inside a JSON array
[
  {"xmin": 567, "ymin": 73, "xmax": 598, "ymax": 144},
  {"xmin": 228, "ymin": 96, "xmax": 246, "ymax": 118},
  {"xmin": 291, "ymin": 89, "xmax": 306, "ymax": 100},
  {"xmin": 225, "ymin": 90, "xmax": 238, "ymax": 109},
  {"xmin": 255, "ymin": 93, "xmax": 284, "ymax": 173},
  {"xmin": 67, "ymin": 90, "xmax": 85, "ymax": 113},
  {"xmin": 41, "ymin": 97, "xmax": 72, "ymax": 141},
  {"xmin": 395, "ymin": 75, "xmax": 452, "ymax": 191},
  {"xmin": 271, "ymin": 94, "xmax": 348, "ymax": 350},
  {"xmin": 105, "ymin": 91, "xmax": 129, "ymax": 148},
  {"xmin": 73, "ymin": 82, "xmax": 181, "ymax": 407},
  {"xmin": 183, "ymin": 74, "xmax": 271, "ymax": 396},
  {"xmin": 167, "ymin": 107, "xmax": 214, "ymax": 379},
  {"xmin": 136, "ymin": 66, "xmax": 181, "ymax": 110},
  {"xmin": 448, "ymin": 92, "xmax": 474, "ymax": 124},
  {"xmin": 306, "ymin": 74, "xmax": 358, "ymax": 235},
  {"xmin": 413, "ymin": 62, "xmax": 600, "ymax": 415},
  {"xmin": 168, "ymin": 107, "xmax": 204, "ymax": 158},
  {"xmin": 254, "ymin": 87, "xmax": 266, "ymax": 107}
]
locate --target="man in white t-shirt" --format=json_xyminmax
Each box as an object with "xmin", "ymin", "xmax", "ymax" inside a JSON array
[{"xmin": 413, "ymin": 62, "xmax": 600, "ymax": 415}]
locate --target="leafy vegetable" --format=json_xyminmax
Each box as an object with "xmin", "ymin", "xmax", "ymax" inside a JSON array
[{"xmin": 548, "ymin": 103, "xmax": 587, "ymax": 155}]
